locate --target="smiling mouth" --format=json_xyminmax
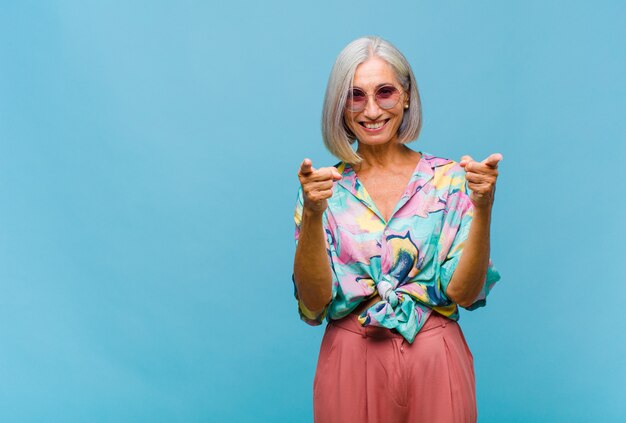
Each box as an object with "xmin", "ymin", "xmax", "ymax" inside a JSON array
[{"xmin": 359, "ymin": 119, "xmax": 390, "ymax": 130}]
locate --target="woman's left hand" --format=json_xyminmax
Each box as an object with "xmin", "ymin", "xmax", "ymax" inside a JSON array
[{"xmin": 459, "ymin": 153, "xmax": 503, "ymax": 211}]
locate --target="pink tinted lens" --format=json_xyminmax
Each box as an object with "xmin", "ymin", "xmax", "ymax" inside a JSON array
[
  {"xmin": 347, "ymin": 88, "xmax": 367, "ymax": 110},
  {"xmin": 375, "ymin": 85, "xmax": 400, "ymax": 108}
]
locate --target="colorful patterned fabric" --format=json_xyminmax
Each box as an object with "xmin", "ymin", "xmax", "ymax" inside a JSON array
[{"xmin": 291, "ymin": 151, "xmax": 501, "ymax": 343}]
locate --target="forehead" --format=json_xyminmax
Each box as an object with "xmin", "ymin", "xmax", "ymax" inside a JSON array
[{"xmin": 352, "ymin": 56, "xmax": 399, "ymax": 89}]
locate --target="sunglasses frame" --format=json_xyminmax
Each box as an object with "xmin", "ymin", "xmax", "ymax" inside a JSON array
[{"xmin": 345, "ymin": 84, "xmax": 406, "ymax": 113}]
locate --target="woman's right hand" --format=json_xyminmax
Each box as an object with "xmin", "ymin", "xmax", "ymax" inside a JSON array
[{"xmin": 298, "ymin": 158, "xmax": 343, "ymax": 214}]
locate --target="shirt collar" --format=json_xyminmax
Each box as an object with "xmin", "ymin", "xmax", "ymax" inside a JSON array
[{"xmin": 335, "ymin": 151, "xmax": 453, "ymax": 221}]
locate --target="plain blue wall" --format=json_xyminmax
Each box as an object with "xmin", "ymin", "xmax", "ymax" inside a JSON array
[{"xmin": 1, "ymin": 1, "xmax": 624, "ymax": 421}]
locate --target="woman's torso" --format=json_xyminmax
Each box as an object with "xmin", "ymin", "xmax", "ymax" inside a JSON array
[
  {"xmin": 346, "ymin": 149, "xmax": 423, "ymax": 317},
  {"xmin": 293, "ymin": 150, "xmax": 478, "ymax": 341}
]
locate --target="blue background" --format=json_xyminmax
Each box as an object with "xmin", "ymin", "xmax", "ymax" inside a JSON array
[{"xmin": 1, "ymin": 1, "xmax": 625, "ymax": 421}]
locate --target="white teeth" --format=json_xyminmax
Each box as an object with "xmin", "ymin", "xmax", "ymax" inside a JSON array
[{"xmin": 364, "ymin": 120, "xmax": 386, "ymax": 129}]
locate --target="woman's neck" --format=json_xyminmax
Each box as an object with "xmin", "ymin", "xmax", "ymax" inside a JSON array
[{"xmin": 354, "ymin": 141, "xmax": 417, "ymax": 172}]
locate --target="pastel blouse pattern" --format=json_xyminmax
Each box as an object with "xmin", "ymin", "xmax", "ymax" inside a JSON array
[{"xmin": 291, "ymin": 152, "xmax": 501, "ymax": 343}]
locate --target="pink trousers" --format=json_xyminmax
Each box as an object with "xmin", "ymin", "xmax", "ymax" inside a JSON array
[{"xmin": 313, "ymin": 312, "xmax": 477, "ymax": 423}]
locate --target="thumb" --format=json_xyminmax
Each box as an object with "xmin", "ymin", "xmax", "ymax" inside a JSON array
[
  {"xmin": 331, "ymin": 168, "xmax": 343, "ymax": 180},
  {"xmin": 459, "ymin": 155, "xmax": 474, "ymax": 167}
]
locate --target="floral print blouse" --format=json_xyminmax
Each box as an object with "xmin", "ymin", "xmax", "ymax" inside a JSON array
[{"xmin": 291, "ymin": 151, "xmax": 501, "ymax": 343}]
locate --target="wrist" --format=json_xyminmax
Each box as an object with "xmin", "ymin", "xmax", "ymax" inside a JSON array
[
  {"xmin": 303, "ymin": 206, "xmax": 324, "ymax": 220},
  {"xmin": 473, "ymin": 202, "xmax": 493, "ymax": 215}
]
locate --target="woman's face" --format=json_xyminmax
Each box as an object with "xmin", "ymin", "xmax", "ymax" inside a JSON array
[{"xmin": 343, "ymin": 56, "xmax": 408, "ymax": 147}]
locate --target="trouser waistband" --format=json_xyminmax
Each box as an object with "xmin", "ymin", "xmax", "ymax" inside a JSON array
[{"xmin": 328, "ymin": 311, "xmax": 451, "ymax": 339}]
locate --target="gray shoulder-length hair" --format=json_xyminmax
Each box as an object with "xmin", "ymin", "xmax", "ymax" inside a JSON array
[{"xmin": 321, "ymin": 35, "xmax": 422, "ymax": 165}]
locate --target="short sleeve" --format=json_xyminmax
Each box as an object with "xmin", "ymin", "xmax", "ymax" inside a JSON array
[
  {"xmin": 437, "ymin": 170, "xmax": 501, "ymax": 310},
  {"xmin": 291, "ymin": 186, "xmax": 339, "ymax": 325}
]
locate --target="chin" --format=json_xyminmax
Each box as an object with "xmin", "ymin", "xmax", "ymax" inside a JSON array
[
  {"xmin": 356, "ymin": 131, "xmax": 396, "ymax": 144},
  {"xmin": 358, "ymin": 138, "xmax": 393, "ymax": 145}
]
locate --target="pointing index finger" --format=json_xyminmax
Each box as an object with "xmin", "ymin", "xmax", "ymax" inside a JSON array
[
  {"xmin": 299, "ymin": 158, "xmax": 314, "ymax": 175},
  {"xmin": 482, "ymin": 153, "xmax": 503, "ymax": 169}
]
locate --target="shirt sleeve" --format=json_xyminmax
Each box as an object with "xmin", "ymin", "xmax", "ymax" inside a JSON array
[
  {"xmin": 437, "ymin": 168, "xmax": 501, "ymax": 311},
  {"xmin": 291, "ymin": 185, "xmax": 339, "ymax": 325}
]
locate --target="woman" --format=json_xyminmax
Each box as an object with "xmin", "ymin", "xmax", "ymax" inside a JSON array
[{"xmin": 291, "ymin": 35, "xmax": 502, "ymax": 423}]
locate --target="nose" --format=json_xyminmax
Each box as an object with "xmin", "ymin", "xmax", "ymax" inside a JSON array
[{"xmin": 363, "ymin": 95, "xmax": 383, "ymax": 120}]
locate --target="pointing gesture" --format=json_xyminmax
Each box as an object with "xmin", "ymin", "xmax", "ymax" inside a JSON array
[
  {"xmin": 298, "ymin": 158, "xmax": 343, "ymax": 214},
  {"xmin": 459, "ymin": 153, "xmax": 503, "ymax": 210}
]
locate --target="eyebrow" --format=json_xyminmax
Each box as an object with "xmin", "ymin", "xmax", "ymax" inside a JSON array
[{"xmin": 351, "ymin": 82, "xmax": 395, "ymax": 90}]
